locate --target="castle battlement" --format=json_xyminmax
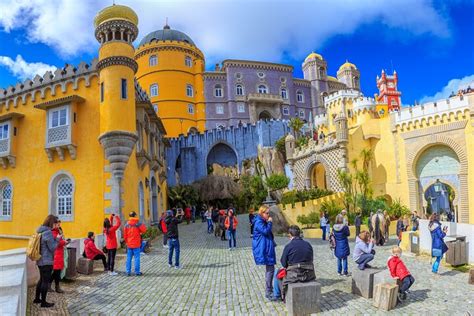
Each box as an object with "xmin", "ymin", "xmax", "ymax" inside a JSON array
[
  {"xmin": 292, "ymin": 134, "xmax": 338, "ymax": 160},
  {"xmin": 0, "ymin": 59, "xmax": 99, "ymax": 109},
  {"xmin": 391, "ymin": 94, "xmax": 471, "ymax": 129},
  {"xmin": 324, "ymin": 89, "xmax": 362, "ymax": 104},
  {"xmin": 314, "ymin": 113, "xmax": 328, "ymax": 127},
  {"xmin": 353, "ymin": 96, "xmax": 376, "ymax": 112}
]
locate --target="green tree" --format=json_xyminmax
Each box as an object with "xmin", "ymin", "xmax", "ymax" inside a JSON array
[
  {"xmin": 289, "ymin": 117, "xmax": 304, "ymax": 138},
  {"xmin": 265, "ymin": 174, "xmax": 290, "ymax": 192},
  {"xmin": 168, "ymin": 185, "xmax": 199, "ymax": 208},
  {"xmin": 275, "ymin": 135, "xmax": 287, "ymax": 161}
]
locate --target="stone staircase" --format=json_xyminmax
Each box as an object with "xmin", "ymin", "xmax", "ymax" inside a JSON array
[{"xmin": 0, "ymin": 248, "xmax": 28, "ymax": 316}]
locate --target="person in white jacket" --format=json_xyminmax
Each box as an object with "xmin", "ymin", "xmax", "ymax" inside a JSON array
[{"xmin": 353, "ymin": 231, "xmax": 375, "ymax": 270}]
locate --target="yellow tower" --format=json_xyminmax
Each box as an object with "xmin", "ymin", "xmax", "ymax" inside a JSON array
[
  {"xmin": 135, "ymin": 25, "xmax": 206, "ymax": 137},
  {"xmin": 94, "ymin": 5, "xmax": 139, "ymax": 215}
]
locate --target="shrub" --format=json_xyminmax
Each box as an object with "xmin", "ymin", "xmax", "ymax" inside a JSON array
[
  {"xmin": 275, "ymin": 136, "xmax": 287, "ymax": 160},
  {"xmin": 265, "ymin": 174, "xmax": 290, "ymax": 191},
  {"xmin": 320, "ymin": 200, "xmax": 343, "ymax": 224},
  {"xmin": 387, "ymin": 199, "xmax": 411, "ymax": 219},
  {"xmin": 297, "ymin": 211, "xmax": 319, "ymax": 229},
  {"xmin": 142, "ymin": 227, "xmax": 160, "ymax": 240}
]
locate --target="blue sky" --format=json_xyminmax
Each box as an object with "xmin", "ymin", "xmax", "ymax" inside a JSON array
[{"xmin": 0, "ymin": 0, "xmax": 473, "ymax": 104}]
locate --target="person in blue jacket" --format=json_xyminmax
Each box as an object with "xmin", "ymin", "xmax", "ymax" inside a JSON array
[
  {"xmin": 429, "ymin": 213, "xmax": 448, "ymax": 274},
  {"xmin": 252, "ymin": 205, "xmax": 277, "ymax": 300},
  {"xmin": 333, "ymin": 214, "xmax": 350, "ymax": 276}
]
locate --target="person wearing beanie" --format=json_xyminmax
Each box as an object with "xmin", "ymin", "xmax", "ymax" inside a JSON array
[
  {"xmin": 124, "ymin": 211, "xmax": 147, "ymax": 276},
  {"xmin": 165, "ymin": 209, "xmax": 183, "ymax": 269}
]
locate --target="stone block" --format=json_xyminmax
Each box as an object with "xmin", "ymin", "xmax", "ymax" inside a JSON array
[
  {"xmin": 286, "ymin": 282, "xmax": 321, "ymax": 316},
  {"xmin": 373, "ymin": 269, "xmax": 396, "ymax": 288},
  {"xmin": 469, "ymin": 268, "xmax": 474, "ymax": 285},
  {"xmin": 446, "ymin": 240, "xmax": 467, "ymax": 266},
  {"xmin": 352, "ymin": 268, "xmax": 382, "ymax": 299},
  {"xmin": 373, "ymin": 283, "xmax": 398, "ymax": 311},
  {"xmin": 77, "ymin": 257, "xmax": 94, "ymax": 275}
]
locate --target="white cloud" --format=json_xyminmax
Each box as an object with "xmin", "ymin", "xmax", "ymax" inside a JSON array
[
  {"xmin": 0, "ymin": 0, "xmax": 450, "ymax": 64},
  {"xmin": 0, "ymin": 55, "xmax": 57, "ymax": 81},
  {"xmin": 420, "ymin": 74, "xmax": 474, "ymax": 103}
]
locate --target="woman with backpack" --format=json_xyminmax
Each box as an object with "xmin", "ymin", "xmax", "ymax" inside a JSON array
[
  {"xmin": 333, "ymin": 214, "xmax": 350, "ymax": 276},
  {"xmin": 104, "ymin": 214, "xmax": 121, "ymax": 275},
  {"xmin": 51, "ymin": 220, "xmax": 68, "ymax": 293},
  {"xmin": 429, "ymin": 213, "xmax": 448, "ymax": 274},
  {"xmin": 33, "ymin": 215, "xmax": 60, "ymax": 308}
]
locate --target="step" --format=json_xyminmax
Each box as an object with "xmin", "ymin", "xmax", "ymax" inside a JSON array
[
  {"xmin": 0, "ymin": 294, "xmax": 20, "ymax": 316},
  {"xmin": 0, "ymin": 267, "xmax": 24, "ymax": 297},
  {"xmin": 0, "ymin": 254, "xmax": 26, "ymax": 270}
]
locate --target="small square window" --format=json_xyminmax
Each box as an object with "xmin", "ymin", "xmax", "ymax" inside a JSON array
[
  {"xmin": 216, "ymin": 104, "xmax": 224, "ymax": 114},
  {"xmin": 237, "ymin": 103, "xmax": 245, "ymax": 113},
  {"xmin": 282, "ymin": 107, "xmax": 289, "ymax": 115},
  {"xmin": 299, "ymin": 110, "xmax": 305, "ymax": 118}
]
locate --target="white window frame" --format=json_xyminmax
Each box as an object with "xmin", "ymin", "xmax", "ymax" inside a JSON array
[
  {"xmin": 149, "ymin": 55, "xmax": 157, "ymax": 66},
  {"xmin": 0, "ymin": 121, "xmax": 10, "ymax": 140},
  {"xmin": 186, "ymin": 84, "xmax": 194, "ymax": 97},
  {"xmin": 296, "ymin": 90, "xmax": 304, "ymax": 103},
  {"xmin": 214, "ymin": 85, "xmax": 223, "ymax": 98},
  {"xmin": 236, "ymin": 84, "xmax": 244, "ymax": 96},
  {"xmin": 0, "ymin": 180, "xmax": 12, "ymax": 221},
  {"xmin": 185, "ymin": 56, "xmax": 192, "ymax": 67},
  {"xmin": 56, "ymin": 178, "xmax": 73, "ymax": 218},
  {"xmin": 49, "ymin": 105, "xmax": 69, "ymax": 129},
  {"xmin": 282, "ymin": 107, "xmax": 290, "ymax": 115},
  {"xmin": 188, "ymin": 103, "xmax": 195, "ymax": 114},
  {"xmin": 150, "ymin": 84, "xmax": 158, "ymax": 97},
  {"xmin": 280, "ymin": 88, "xmax": 288, "ymax": 100},
  {"xmin": 299, "ymin": 109, "xmax": 305, "ymax": 118},
  {"xmin": 49, "ymin": 172, "xmax": 75, "ymax": 222},
  {"xmin": 216, "ymin": 104, "xmax": 224, "ymax": 114},
  {"xmin": 258, "ymin": 85, "xmax": 268, "ymax": 94},
  {"xmin": 237, "ymin": 103, "xmax": 245, "ymax": 113}
]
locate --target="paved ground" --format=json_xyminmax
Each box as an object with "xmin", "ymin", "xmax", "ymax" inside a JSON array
[{"xmin": 28, "ymin": 215, "xmax": 474, "ymax": 315}]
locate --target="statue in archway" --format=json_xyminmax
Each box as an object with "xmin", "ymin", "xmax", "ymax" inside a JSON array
[{"xmin": 424, "ymin": 179, "xmax": 453, "ymax": 221}]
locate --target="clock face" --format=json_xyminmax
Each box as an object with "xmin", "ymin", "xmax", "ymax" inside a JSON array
[{"xmin": 388, "ymin": 82, "xmax": 394, "ymax": 88}]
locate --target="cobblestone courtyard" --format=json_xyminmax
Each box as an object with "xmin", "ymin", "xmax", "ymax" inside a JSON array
[{"xmin": 29, "ymin": 216, "xmax": 473, "ymax": 315}]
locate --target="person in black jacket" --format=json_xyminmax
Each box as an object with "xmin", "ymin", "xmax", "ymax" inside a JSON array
[
  {"xmin": 165, "ymin": 210, "xmax": 183, "ymax": 269},
  {"xmin": 272, "ymin": 225, "xmax": 315, "ymax": 301},
  {"xmin": 212, "ymin": 207, "xmax": 220, "ymax": 237}
]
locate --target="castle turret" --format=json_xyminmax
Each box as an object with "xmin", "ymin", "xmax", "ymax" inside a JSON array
[
  {"xmin": 376, "ymin": 69, "xmax": 401, "ymax": 111},
  {"xmin": 334, "ymin": 108, "xmax": 349, "ymax": 171},
  {"xmin": 303, "ymin": 52, "xmax": 329, "ymax": 115},
  {"xmin": 337, "ymin": 61, "xmax": 360, "ymax": 91},
  {"xmin": 94, "ymin": 5, "xmax": 139, "ymax": 215},
  {"xmin": 285, "ymin": 133, "xmax": 295, "ymax": 160}
]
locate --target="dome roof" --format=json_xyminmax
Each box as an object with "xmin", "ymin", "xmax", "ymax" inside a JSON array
[
  {"xmin": 305, "ymin": 52, "xmax": 323, "ymax": 62},
  {"xmin": 139, "ymin": 25, "xmax": 195, "ymax": 47},
  {"xmin": 339, "ymin": 61, "xmax": 357, "ymax": 71},
  {"xmin": 94, "ymin": 5, "xmax": 138, "ymax": 28},
  {"xmin": 327, "ymin": 76, "xmax": 338, "ymax": 82}
]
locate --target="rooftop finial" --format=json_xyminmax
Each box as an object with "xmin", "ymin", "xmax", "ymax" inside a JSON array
[{"xmin": 164, "ymin": 17, "xmax": 170, "ymax": 29}]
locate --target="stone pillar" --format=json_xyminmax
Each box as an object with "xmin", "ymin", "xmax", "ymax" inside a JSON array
[{"xmin": 99, "ymin": 131, "xmax": 138, "ymax": 218}]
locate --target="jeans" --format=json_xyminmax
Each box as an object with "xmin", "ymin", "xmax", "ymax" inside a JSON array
[
  {"xmin": 265, "ymin": 265, "xmax": 275, "ymax": 295},
  {"xmin": 355, "ymin": 225, "xmax": 361, "ymax": 238},
  {"xmin": 337, "ymin": 257, "xmax": 348, "ymax": 274},
  {"xmin": 51, "ymin": 269, "xmax": 61, "ymax": 288},
  {"xmin": 168, "ymin": 238, "xmax": 180, "ymax": 267},
  {"xmin": 163, "ymin": 234, "xmax": 168, "ymax": 246},
  {"xmin": 126, "ymin": 247, "xmax": 141, "ymax": 274},
  {"xmin": 35, "ymin": 265, "xmax": 53, "ymax": 303},
  {"xmin": 107, "ymin": 248, "xmax": 117, "ymax": 272},
  {"xmin": 321, "ymin": 226, "xmax": 326, "ymax": 240},
  {"xmin": 356, "ymin": 253, "xmax": 374, "ymax": 270},
  {"xmin": 228, "ymin": 230, "xmax": 236, "ymax": 248},
  {"xmin": 273, "ymin": 269, "xmax": 283, "ymax": 298},
  {"xmin": 432, "ymin": 256, "xmax": 442, "ymax": 273},
  {"xmin": 207, "ymin": 219, "xmax": 213, "ymax": 233},
  {"xmin": 400, "ymin": 275, "xmax": 415, "ymax": 293}
]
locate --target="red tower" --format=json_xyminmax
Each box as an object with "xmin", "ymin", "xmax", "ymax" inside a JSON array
[{"xmin": 376, "ymin": 69, "xmax": 401, "ymax": 111}]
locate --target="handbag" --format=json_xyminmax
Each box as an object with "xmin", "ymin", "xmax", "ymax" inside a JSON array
[
  {"xmin": 276, "ymin": 268, "xmax": 287, "ymax": 279},
  {"xmin": 432, "ymin": 248, "xmax": 442, "ymax": 257}
]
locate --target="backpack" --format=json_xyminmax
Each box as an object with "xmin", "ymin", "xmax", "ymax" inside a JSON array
[
  {"xmin": 26, "ymin": 233, "xmax": 42, "ymax": 261},
  {"xmin": 329, "ymin": 231, "xmax": 336, "ymax": 250},
  {"xmin": 157, "ymin": 219, "xmax": 164, "ymax": 232}
]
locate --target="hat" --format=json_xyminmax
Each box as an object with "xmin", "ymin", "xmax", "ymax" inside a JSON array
[{"xmin": 129, "ymin": 211, "xmax": 137, "ymax": 218}]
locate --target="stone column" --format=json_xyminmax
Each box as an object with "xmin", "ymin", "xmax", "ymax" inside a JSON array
[{"xmin": 99, "ymin": 131, "xmax": 138, "ymax": 218}]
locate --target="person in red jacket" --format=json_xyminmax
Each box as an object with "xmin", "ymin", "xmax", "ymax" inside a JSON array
[
  {"xmin": 184, "ymin": 206, "xmax": 192, "ymax": 224},
  {"xmin": 84, "ymin": 232, "xmax": 107, "ymax": 271},
  {"xmin": 225, "ymin": 209, "xmax": 239, "ymax": 250},
  {"xmin": 159, "ymin": 212, "xmax": 168, "ymax": 248},
  {"xmin": 387, "ymin": 246, "xmax": 415, "ymax": 301},
  {"xmin": 124, "ymin": 211, "xmax": 147, "ymax": 276},
  {"xmin": 51, "ymin": 222, "xmax": 69, "ymax": 293},
  {"xmin": 103, "ymin": 214, "xmax": 121, "ymax": 276}
]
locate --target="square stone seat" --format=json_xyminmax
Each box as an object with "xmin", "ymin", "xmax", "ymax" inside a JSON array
[
  {"xmin": 469, "ymin": 268, "xmax": 474, "ymax": 285},
  {"xmin": 352, "ymin": 268, "xmax": 382, "ymax": 299},
  {"xmin": 77, "ymin": 257, "xmax": 94, "ymax": 275},
  {"xmin": 373, "ymin": 283, "xmax": 399, "ymax": 311},
  {"xmin": 373, "ymin": 269, "xmax": 397, "ymax": 288},
  {"xmin": 286, "ymin": 282, "xmax": 321, "ymax": 316}
]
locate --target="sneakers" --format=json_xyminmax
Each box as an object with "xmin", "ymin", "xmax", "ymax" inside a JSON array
[
  {"xmin": 136, "ymin": 272, "xmax": 143, "ymax": 276},
  {"xmin": 33, "ymin": 298, "xmax": 41, "ymax": 304},
  {"xmin": 175, "ymin": 266, "xmax": 181, "ymax": 270},
  {"xmin": 168, "ymin": 264, "xmax": 173, "ymax": 268},
  {"xmin": 338, "ymin": 272, "xmax": 343, "ymax": 276},
  {"xmin": 127, "ymin": 273, "xmax": 131, "ymax": 276},
  {"xmin": 344, "ymin": 272, "xmax": 350, "ymax": 277},
  {"xmin": 110, "ymin": 271, "xmax": 118, "ymax": 276},
  {"xmin": 229, "ymin": 248, "xmax": 232, "ymax": 251}
]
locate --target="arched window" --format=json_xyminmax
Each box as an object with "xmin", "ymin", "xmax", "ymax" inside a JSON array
[
  {"xmin": 318, "ymin": 67, "xmax": 325, "ymax": 79},
  {"xmin": 236, "ymin": 84, "xmax": 244, "ymax": 96},
  {"xmin": 185, "ymin": 56, "xmax": 192, "ymax": 67},
  {"xmin": 258, "ymin": 85, "xmax": 268, "ymax": 94},
  {"xmin": 214, "ymin": 84, "xmax": 223, "ymax": 97},
  {"xmin": 50, "ymin": 173, "xmax": 74, "ymax": 221},
  {"xmin": 150, "ymin": 84, "xmax": 158, "ymax": 97},
  {"xmin": 188, "ymin": 104, "xmax": 195, "ymax": 114},
  {"xmin": 296, "ymin": 90, "xmax": 304, "ymax": 103},
  {"xmin": 138, "ymin": 182, "xmax": 145, "ymax": 220},
  {"xmin": 149, "ymin": 55, "xmax": 157, "ymax": 66},
  {"xmin": 0, "ymin": 181, "xmax": 12, "ymax": 220},
  {"xmin": 186, "ymin": 84, "xmax": 194, "ymax": 97},
  {"xmin": 280, "ymin": 88, "xmax": 288, "ymax": 99}
]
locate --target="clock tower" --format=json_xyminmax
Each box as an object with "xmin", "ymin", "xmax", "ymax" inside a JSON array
[{"xmin": 376, "ymin": 69, "xmax": 401, "ymax": 111}]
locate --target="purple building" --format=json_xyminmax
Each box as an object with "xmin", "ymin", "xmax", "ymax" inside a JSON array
[{"xmin": 203, "ymin": 54, "xmax": 359, "ymax": 129}]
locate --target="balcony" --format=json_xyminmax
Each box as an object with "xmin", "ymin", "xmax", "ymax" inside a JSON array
[
  {"xmin": 0, "ymin": 113, "xmax": 24, "ymax": 168},
  {"xmin": 45, "ymin": 124, "xmax": 77, "ymax": 162},
  {"xmin": 247, "ymin": 93, "xmax": 283, "ymax": 104},
  {"xmin": 0, "ymin": 137, "xmax": 15, "ymax": 169}
]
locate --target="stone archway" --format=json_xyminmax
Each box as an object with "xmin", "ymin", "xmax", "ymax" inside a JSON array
[
  {"xmin": 259, "ymin": 110, "xmax": 273, "ymax": 121},
  {"xmin": 406, "ymin": 135, "xmax": 468, "ymax": 223},
  {"xmin": 309, "ymin": 162, "xmax": 327, "ymax": 189},
  {"xmin": 206, "ymin": 142, "xmax": 239, "ymax": 176},
  {"xmin": 304, "ymin": 156, "xmax": 332, "ymax": 190}
]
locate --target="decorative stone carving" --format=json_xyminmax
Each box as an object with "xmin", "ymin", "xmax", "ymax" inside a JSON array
[
  {"xmin": 97, "ymin": 56, "xmax": 138, "ymax": 74},
  {"xmin": 99, "ymin": 131, "xmax": 138, "ymax": 180}
]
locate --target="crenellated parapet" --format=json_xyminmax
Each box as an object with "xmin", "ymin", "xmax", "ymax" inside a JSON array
[
  {"xmin": 391, "ymin": 94, "xmax": 471, "ymax": 132},
  {"xmin": 352, "ymin": 96, "xmax": 376, "ymax": 113},
  {"xmin": 324, "ymin": 89, "xmax": 361, "ymax": 108},
  {"xmin": 291, "ymin": 134, "xmax": 337, "ymax": 160},
  {"xmin": 0, "ymin": 59, "xmax": 99, "ymax": 110}
]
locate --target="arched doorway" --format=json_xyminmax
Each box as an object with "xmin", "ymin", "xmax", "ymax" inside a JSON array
[
  {"xmin": 150, "ymin": 177, "xmax": 158, "ymax": 223},
  {"xmin": 207, "ymin": 143, "xmax": 238, "ymax": 176},
  {"xmin": 188, "ymin": 127, "xmax": 198, "ymax": 134},
  {"xmin": 310, "ymin": 162, "xmax": 327, "ymax": 189},
  {"xmin": 415, "ymin": 145, "xmax": 460, "ymax": 221},
  {"xmin": 258, "ymin": 111, "xmax": 272, "ymax": 121}
]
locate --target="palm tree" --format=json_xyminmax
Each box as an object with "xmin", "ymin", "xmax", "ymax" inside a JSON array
[{"xmin": 289, "ymin": 117, "xmax": 304, "ymax": 138}]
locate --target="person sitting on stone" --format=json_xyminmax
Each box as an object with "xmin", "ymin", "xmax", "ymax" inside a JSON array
[
  {"xmin": 272, "ymin": 225, "xmax": 315, "ymax": 302},
  {"xmin": 353, "ymin": 231, "xmax": 375, "ymax": 270}
]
